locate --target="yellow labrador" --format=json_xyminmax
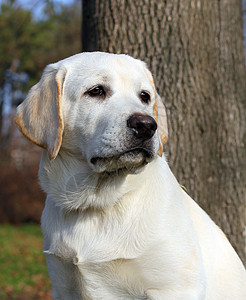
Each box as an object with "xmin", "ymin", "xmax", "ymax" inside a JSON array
[{"xmin": 15, "ymin": 52, "xmax": 246, "ymax": 299}]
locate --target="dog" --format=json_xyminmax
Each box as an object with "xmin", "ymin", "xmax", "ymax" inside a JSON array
[{"xmin": 15, "ymin": 52, "xmax": 246, "ymax": 299}]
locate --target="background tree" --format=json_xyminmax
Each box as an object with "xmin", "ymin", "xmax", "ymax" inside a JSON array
[{"xmin": 82, "ymin": 0, "xmax": 246, "ymax": 263}]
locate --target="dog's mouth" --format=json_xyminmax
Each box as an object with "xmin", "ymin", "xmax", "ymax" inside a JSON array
[{"xmin": 90, "ymin": 148, "xmax": 154, "ymax": 174}]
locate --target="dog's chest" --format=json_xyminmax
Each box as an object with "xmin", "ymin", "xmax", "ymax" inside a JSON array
[
  {"xmin": 46, "ymin": 210, "xmax": 155, "ymax": 299},
  {"xmin": 43, "ymin": 196, "xmax": 162, "ymax": 299},
  {"xmin": 51, "ymin": 204, "xmax": 150, "ymax": 262}
]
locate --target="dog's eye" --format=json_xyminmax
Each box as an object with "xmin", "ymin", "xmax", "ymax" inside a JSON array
[
  {"xmin": 140, "ymin": 91, "xmax": 151, "ymax": 104},
  {"xmin": 88, "ymin": 86, "xmax": 105, "ymax": 97}
]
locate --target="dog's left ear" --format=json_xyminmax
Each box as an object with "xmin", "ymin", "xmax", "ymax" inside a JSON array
[
  {"xmin": 15, "ymin": 65, "xmax": 67, "ymax": 160},
  {"xmin": 153, "ymin": 93, "xmax": 168, "ymax": 156},
  {"xmin": 144, "ymin": 68, "xmax": 168, "ymax": 156}
]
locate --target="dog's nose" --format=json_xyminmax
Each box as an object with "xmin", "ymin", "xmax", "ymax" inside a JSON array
[{"xmin": 127, "ymin": 113, "xmax": 157, "ymax": 140}]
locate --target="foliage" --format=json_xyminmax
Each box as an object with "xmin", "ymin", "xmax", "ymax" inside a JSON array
[
  {"xmin": 0, "ymin": 224, "xmax": 51, "ymax": 300},
  {"xmin": 0, "ymin": 0, "xmax": 81, "ymax": 89}
]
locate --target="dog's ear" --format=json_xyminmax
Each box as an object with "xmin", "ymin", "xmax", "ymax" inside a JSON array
[
  {"xmin": 15, "ymin": 65, "xmax": 67, "ymax": 160},
  {"xmin": 145, "ymin": 68, "xmax": 168, "ymax": 156},
  {"xmin": 153, "ymin": 93, "xmax": 168, "ymax": 156}
]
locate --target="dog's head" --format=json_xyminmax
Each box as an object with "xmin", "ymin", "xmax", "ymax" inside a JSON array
[{"xmin": 15, "ymin": 52, "xmax": 168, "ymax": 174}]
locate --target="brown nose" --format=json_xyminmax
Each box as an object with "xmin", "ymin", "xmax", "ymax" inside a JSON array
[{"xmin": 127, "ymin": 113, "xmax": 157, "ymax": 140}]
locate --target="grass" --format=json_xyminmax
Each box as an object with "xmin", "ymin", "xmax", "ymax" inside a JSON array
[{"xmin": 0, "ymin": 224, "xmax": 52, "ymax": 300}]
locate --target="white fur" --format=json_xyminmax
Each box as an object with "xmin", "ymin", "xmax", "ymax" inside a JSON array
[{"xmin": 16, "ymin": 52, "xmax": 246, "ymax": 299}]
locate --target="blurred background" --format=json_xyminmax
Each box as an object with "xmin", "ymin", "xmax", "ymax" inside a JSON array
[
  {"xmin": 0, "ymin": 0, "xmax": 81, "ymax": 299},
  {"xmin": 0, "ymin": 0, "xmax": 246, "ymax": 299},
  {"xmin": 0, "ymin": 0, "xmax": 81, "ymax": 224}
]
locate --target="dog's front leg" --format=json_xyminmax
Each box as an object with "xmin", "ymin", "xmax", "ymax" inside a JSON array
[{"xmin": 44, "ymin": 251, "xmax": 85, "ymax": 300}]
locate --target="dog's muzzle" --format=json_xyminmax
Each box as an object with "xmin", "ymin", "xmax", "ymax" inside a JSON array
[{"xmin": 90, "ymin": 113, "xmax": 157, "ymax": 174}]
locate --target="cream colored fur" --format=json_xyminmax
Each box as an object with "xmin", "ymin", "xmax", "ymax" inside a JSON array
[{"xmin": 15, "ymin": 52, "xmax": 246, "ymax": 299}]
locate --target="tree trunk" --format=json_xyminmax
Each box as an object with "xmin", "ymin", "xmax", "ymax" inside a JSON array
[{"xmin": 82, "ymin": 0, "xmax": 246, "ymax": 264}]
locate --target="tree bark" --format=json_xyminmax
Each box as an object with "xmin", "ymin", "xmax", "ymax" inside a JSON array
[{"xmin": 82, "ymin": 0, "xmax": 246, "ymax": 264}]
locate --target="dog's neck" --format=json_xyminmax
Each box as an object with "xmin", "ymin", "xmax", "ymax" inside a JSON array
[{"xmin": 38, "ymin": 150, "xmax": 163, "ymax": 211}]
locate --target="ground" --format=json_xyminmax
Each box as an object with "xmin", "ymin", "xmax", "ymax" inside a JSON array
[{"xmin": 0, "ymin": 224, "xmax": 52, "ymax": 300}]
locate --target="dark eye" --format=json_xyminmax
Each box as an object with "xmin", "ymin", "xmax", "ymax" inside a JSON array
[
  {"xmin": 88, "ymin": 86, "xmax": 105, "ymax": 97},
  {"xmin": 140, "ymin": 91, "xmax": 151, "ymax": 104}
]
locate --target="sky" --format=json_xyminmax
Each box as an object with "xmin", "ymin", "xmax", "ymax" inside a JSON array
[
  {"xmin": 0, "ymin": 0, "xmax": 78, "ymax": 19},
  {"xmin": 17, "ymin": 0, "xmax": 75, "ymax": 8}
]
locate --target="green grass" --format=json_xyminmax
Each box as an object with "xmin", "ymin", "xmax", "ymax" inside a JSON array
[{"xmin": 0, "ymin": 224, "xmax": 52, "ymax": 300}]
